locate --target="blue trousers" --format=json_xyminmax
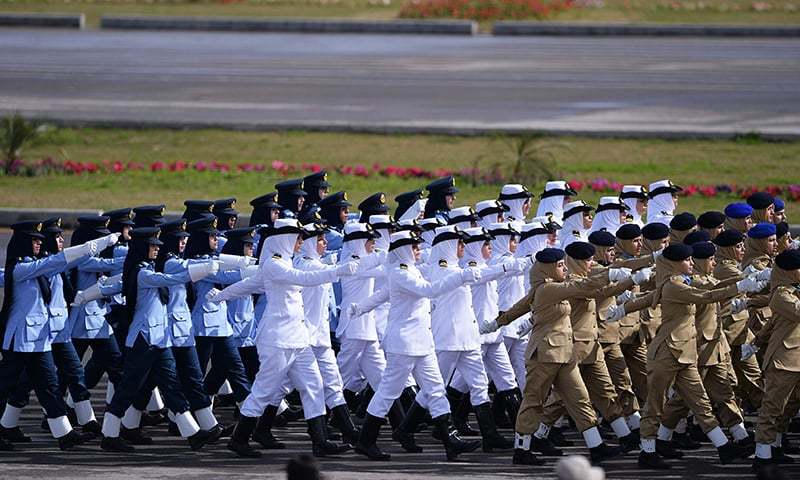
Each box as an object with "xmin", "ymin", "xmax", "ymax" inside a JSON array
[
  {"xmin": 0, "ymin": 350, "xmax": 66, "ymax": 419},
  {"xmin": 194, "ymin": 336, "xmax": 251, "ymax": 402},
  {"xmin": 107, "ymin": 334, "xmax": 190, "ymax": 418},
  {"xmin": 8, "ymin": 341, "xmax": 92, "ymax": 408},
  {"xmin": 73, "ymin": 336, "xmax": 124, "ymax": 388},
  {"xmin": 203, "ymin": 344, "xmax": 260, "ymax": 394},
  {"xmin": 172, "ymin": 346, "xmax": 212, "ymax": 411}
]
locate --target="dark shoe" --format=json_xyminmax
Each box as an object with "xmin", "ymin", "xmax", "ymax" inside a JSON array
[
  {"xmin": 392, "ymin": 401, "xmax": 426, "ymax": 453},
  {"xmin": 474, "ymin": 403, "xmax": 513, "ymax": 452},
  {"xmin": 688, "ymin": 421, "xmax": 707, "ymax": 444},
  {"xmin": 252, "ymin": 405, "xmax": 285, "ymax": 449},
  {"xmin": 751, "ymin": 456, "xmax": 773, "ymax": 469},
  {"xmin": 58, "ymin": 430, "xmax": 93, "ymax": 451},
  {"xmin": 432, "ymin": 414, "xmax": 481, "ymax": 461},
  {"xmin": 589, "ymin": 442, "xmax": 623, "ymax": 464},
  {"xmin": 307, "ymin": 415, "xmax": 350, "ymax": 457},
  {"xmin": 168, "ymin": 421, "xmax": 180, "ymax": 437},
  {"xmin": 206, "ymin": 424, "xmax": 226, "ymax": 444},
  {"xmin": 140, "ymin": 411, "xmax": 167, "ymax": 427},
  {"xmin": 81, "ymin": 420, "xmax": 102, "ymax": 438},
  {"xmin": 0, "ymin": 436, "xmax": 13, "ymax": 451},
  {"xmin": 549, "ymin": 426, "xmax": 574, "ymax": 447},
  {"xmin": 0, "ymin": 426, "xmax": 31, "ymax": 443},
  {"xmin": 355, "ymin": 414, "xmax": 391, "ymax": 461},
  {"xmin": 120, "ymin": 427, "xmax": 153, "ymax": 445},
  {"xmin": 187, "ymin": 429, "xmax": 213, "ymax": 451},
  {"xmin": 656, "ymin": 438, "xmax": 683, "ymax": 459},
  {"xmin": 512, "ymin": 448, "xmax": 545, "ymax": 465},
  {"xmin": 448, "ymin": 388, "xmax": 478, "ymax": 437},
  {"xmin": 531, "ymin": 436, "xmax": 563, "ymax": 456},
  {"xmin": 618, "ymin": 432, "xmax": 640, "ymax": 452},
  {"xmin": 717, "ymin": 441, "xmax": 753, "ymax": 464},
  {"xmin": 672, "ymin": 431, "xmax": 701, "ymax": 450},
  {"xmin": 40, "ymin": 415, "xmax": 49, "ymax": 432},
  {"xmin": 639, "ymin": 450, "xmax": 670, "ymax": 469},
  {"xmin": 227, "ymin": 415, "xmax": 261, "ymax": 457},
  {"xmin": 772, "ymin": 446, "xmax": 795, "ymax": 464},
  {"xmin": 215, "ymin": 394, "xmax": 236, "ymax": 408},
  {"xmin": 330, "ymin": 404, "xmax": 360, "ymax": 447},
  {"xmin": 100, "ymin": 436, "xmax": 135, "ymax": 452}
]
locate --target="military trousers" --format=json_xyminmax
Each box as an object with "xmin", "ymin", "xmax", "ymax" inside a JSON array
[
  {"xmin": 436, "ymin": 348, "xmax": 491, "ymax": 406},
  {"xmin": 601, "ymin": 341, "xmax": 639, "ymax": 415},
  {"xmin": 368, "ymin": 352, "xmax": 449, "ymax": 419},
  {"xmin": 729, "ymin": 344, "xmax": 765, "ymax": 408},
  {"xmin": 503, "ymin": 335, "xmax": 529, "ymax": 389},
  {"xmin": 756, "ymin": 364, "xmax": 800, "ymax": 445},
  {"xmin": 621, "ymin": 339, "xmax": 648, "ymax": 403}
]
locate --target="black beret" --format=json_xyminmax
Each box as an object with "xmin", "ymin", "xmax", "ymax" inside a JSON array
[
  {"xmin": 776, "ymin": 249, "xmax": 800, "ymax": 270},
  {"xmin": 776, "ymin": 221, "xmax": 790, "ymax": 238},
  {"xmin": 535, "ymin": 248, "xmax": 566, "ymax": 264},
  {"xmin": 588, "ymin": 230, "xmax": 616, "ymax": 247},
  {"xmin": 747, "ymin": 191, "xmax": 774, "ymax": 210},
  {"xmin": 713, "ymin": 229, "xmax": 744, "ymax": 247},
  {"xmin": 697, "ymin": 211, "xmax": 725, "ymax": 229},
  {"xmin": 642, "ymin": 222, "xmax": 670, "ymax": 240},
  {"xmin": 690, "ymin": 241, "xmax": 716, "ymax": 259},
  {"xmin": 669, "ymin": 212, "xmax": 697, "ymax": 231},
  {"xmin": 683, "ymin": 230, "xmax": 711, "ymax": 246},
  {"xmin": 616, "ymin": 223, "xmax": 642, "ymax": 241},
  {"xmin": 663, "ymin": 243, "xmax": 693, "ymax": 262},
  {"xmin": 565, "ymin": 241, "xmax": 596, "ymax": 260}
]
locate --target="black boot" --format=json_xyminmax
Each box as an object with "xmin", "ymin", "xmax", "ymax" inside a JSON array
[
  {"xmin": 448, "ymin": 388, "xmax": 479, "ymax": 437},
  {"xmin": 398, "ymin": 386, "xmax": 418, "ymax": 414},
  {"xmin": 589, "ymin": 442, "xmax": 623, "ymax": 464},
  {"xmin": 355, "ymin": 413, "xmax": 390, "ymax": 461},
  {"xmin": 474, "ymin": 403, "xmax": 513, "ymax": 452},
  {"xmin": 100, "ymin": 436, "xmax": 135, "ymax": 452},
  {"xmin": 639, "ymin": 450, "xmax": 670, "ymax": 469},
  {"xmin": 392, "ymin": 401, "xmax": 426, "ymax": 453},
  {"xmin": 0, "ymin": 435, "xmax": 13, "ymax": 451},
  {"xmin": 330, "ymin": 404, "xmax": 360, "ymax": 447},
  {"xmin": 688, "ymin": 420, "xmax": 707, "ymax": 443},
  {"xmin": 432, "ymin": 414, "xmax": 481, "ymax": 461},
  {"xmin": 226, "ymin": 415, "xmax": 261, "ymax": 458},
  {"xmin": 0, "ymin": 426, "xmax": 31, "ymax": 443},
  {"xmin": 120, "ymin": 426, "xmax": 153, "ymax": 445},
  {"xmin": 672, "ymin": 431, "xmax": 701, "ymax": 450},
  {"xmin": 273, "ymin": 404, "xmax": 304, "ymax": 427},
  {"xmin": 531, "ymin": 435, "xmax": 563, "ymax": 456},
  {"xmin": 187, "ymin": 429, "xmax": 212, "ymax": 451},
  {"xmin": 252, "ymin": 405, "xmax": 285, "ymax": 450},
  {"xmin": 356, "ymin": 385, "xmax": 375, "ymax": 420},
  {"xmin": 387, "ymin": 400, "xmax": 406, "ymax": 432},
  {"xmin": 343, "ymin": 389, "xmax": 359, "ymax": 413},
  {"xmin": 549, "ymin": 426, "xmax": 574, "ymax": 447},
  {"xmin": 168, "ymin": 421, "xmax": 180, "ymax": 436},
  {"xmin": 492, "ymin": 392, "xmax": 510, "ymax": 428},
  {"xmin": 772, "ymin": 446, "xmax": 796, "ymax": 464},
  {"xmin": 656, "ymin": 438, "xmax": 684, "ymax": 459},
  {"xmin": 498, "ymin": 389, "xmax": 521, "ymax": 428},
  {"xmin": 308, "ymin": 415, "xmax": 350, "ymax": 457},
  {"xmin": 618, "ymin": 432, "xmax": 640, "ymax": 452},
  {"xmin": 58, "ymin": 429, "xmax": 93, "ymax": 451},
  {"xmin": 718, "ymin": 440, "xmax": 752, "ymax": 464},
  {"xmin": 81, "ymin": 420, "xmax": 102, "ymax": 438},
  {"xmin": 511, "ymin": 433, "xmax": 545, "ymax": 465}
]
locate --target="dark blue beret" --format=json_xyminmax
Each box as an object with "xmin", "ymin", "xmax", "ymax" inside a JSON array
[
  {"xmin": 642, "ymin": 222, "xmax": 670, "ymax": 240},
  {"xmin": 747, "ymin": 191, "xmax": 774, "ymax": 210},
  {"xmin": 683, "ymin": 230, "xmax": 711, "ymax": 245},
  {"xmin": 749, "ymin": 222, "xmax": 777, "ymax": 239},
  {"xmin": 588, "ymin": 230, "xmax": 616, "ymax": 247},
  {"xmin": 670, "ymin": 212, "xmax": 697, "ymax": 231},
  {"xmin": 774, "ymin": 198, "xmax": 785, "ymax": 211},
  {"xmin": 697, "ymin": 211, "xmax": 725, "ymax": 229},
  {"xmin": 776, "ymin": 249, "xmax": 800, "ymax": 270},
  {"xmin": 713, "ymin": 229, "xmax": 744, "ymax": 247},
  {"xmin": 724, "ymin": 202, "xmax": 753, "ymax": 219},
  {"xmin": 565, "ymin": 241, "xmax": 596, "ymax": 260},
  {"xmin": 663, "ymin": 243, "xmax": 693, "ymax": 262},
  {"xmin": 535, "ymin": 248, "xmax": 566, "ymax": 264},
  {"xmin": 616, "ymin": 223, "xmax": 642, "ymax": 240},
  {"xmin": 690, "ymin": 241, "xmax": 716, "ymax": 259}
]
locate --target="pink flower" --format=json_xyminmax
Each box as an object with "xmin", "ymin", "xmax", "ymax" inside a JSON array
[{"xmin": 150, "ymin": 161, "xmax": 165, "ymax": 172}]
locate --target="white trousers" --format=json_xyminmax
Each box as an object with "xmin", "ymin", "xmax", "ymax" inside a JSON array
[
  {"xmin": 312, "ymin": 345, "xmax": 346, "ymax": 409},
  {"xmin": 240, "ymin": 346, "xmax": 325, "ymax": 420},
  {"xmin": 337, "ymin": 338, "xmax": 387, "ymax": 393},
  {"xmin": 434, "ymin": 349, "xmax": 491, "ymax": 406},
  {"xmin": 504, "ymin": 335, "xmax": 528, "ymax": 389},
  {"xmin": 367, "ymin": 352, "xmax": 449, "ymax": 419},
  {"xmin": 482, "ymin": 341, "xmax": 518, "ymax": 392}
]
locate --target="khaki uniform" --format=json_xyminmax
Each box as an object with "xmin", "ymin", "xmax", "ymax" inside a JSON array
[
  {"xmin": 598, "ymin": 288, "xmax": 640, "ymax": 416},
  {"xmin": 660, "ymin": 273, "xmax": 744, "ymax": 429},
  {"xmin": 756, "ymin": 285, "xmax": 800, "ymax": 444},
  {"xmin": 743, "ymin": 254, "xmax": 773, "ymax": 335},
  {"xmin": 639, "ymin": 275, "xmax": 739, "ymax": 439},
  {"xmin": 498, "ymin": 270, "xmax": 609, "ymax": 435},
  {"xmin": 715, "ymin": 257, "xmax": 765, "ymax": 406}
]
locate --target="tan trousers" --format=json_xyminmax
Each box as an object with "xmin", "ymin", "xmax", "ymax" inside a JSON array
[
  {"xmin": 516, "ymin": 359, "xmax": 597, "ymax": 434},
  {"xmin": 729, "ymin": 344, "xmax": 765, "ymax": 408},
  {"xmin": 602, "ymin": 342, "xmax": 639, "ymax": 415},
  {"xmin": 640, "ymin": 344, "xmax": 718, "ymax": 439},
  {"xmin": 756, "ymin": 364, "xmax": 800, "ymax": 444},
  {"xmin": 541, "ymin": 356, "xmax": 625, "ymax": 426},
  {"xmin": 621, "ymin": 340, "xmax": 648, "ymax": 404},
  {"xmin": 661, "ymin": 356, "xmax": 744, "ymax": 429}
]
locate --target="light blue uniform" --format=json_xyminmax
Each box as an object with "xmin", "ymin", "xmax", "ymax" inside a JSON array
[
  {"xmin": 226, "ymin": 295, "xmax": 256, "ymax": 348},
  {"xmin": 126, "ymin": 262, "xmax": 191, "ymax": 349},
  {"xmin": 163, "ymin": 256, "xmax": 196, "ymax": 348},
  {"xmin": 189, "ymin": 257, "xmax": 241, "ymax": 338},
  {"xmin": 69, "ymin": 256, "xmax": 124, "ymax": 340}
]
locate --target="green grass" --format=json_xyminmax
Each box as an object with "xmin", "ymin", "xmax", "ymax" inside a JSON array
[
  {"xmin": 2, "ymin": 0, "xmax": 799, "ymax": 28},
  {"xmin": 1, "ymin": 127, "xmax": 798, "ymax": 216}
]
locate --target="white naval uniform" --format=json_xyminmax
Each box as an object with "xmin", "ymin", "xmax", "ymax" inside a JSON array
[
  {"xmin": 362, "ymin": 247, "xmax": 473, "ymax": 419},
  {"xmin": 211, "ymin": 233, "xmax": 342, "ymax": 420},
  {"xmin": 491, "ymin": 246, "xmax": 529, "ymax": 390}
]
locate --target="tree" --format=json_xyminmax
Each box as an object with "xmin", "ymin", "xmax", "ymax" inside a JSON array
[
  {"xmin": 503, "ymin": 133, "xmax": 571, "ymax": 185},
  {"xmin": 1, "ymin": 113, "xmax": 46, "ymax": 175}
]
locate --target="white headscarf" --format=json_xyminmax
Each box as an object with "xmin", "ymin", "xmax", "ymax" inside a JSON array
[
  {"xmin": 647, "ymin": 180, "xmax": 678, "ymax": 225},
  {"xmin": 398, "ymin": 198, "xmax": 427, "ymax": 222},
  {"xmin": 536, "ymin": 180, "xmax": 573, "ymax": 220},
  {"xmin": 621, "ymin": 185, "xmax": 646, "ymax": 226},
  {"xmin": 560, "ymin": 201, "xmax": 592, "ymax": 249},
  {"xmin": 590, "ymin": 196, "xmax": 625, "ymax": 234},
  {"xmin": 262, "ymin": 233, "xmax": 297, "ymax": 262},
  {"xmin": 516, "ymin": 221, "xmax": 549, "ymax": 259},
  {"xmin": 299, "ymin": 235, "xmax": 320, "ymax": 259},
  {"xmin": 428, "ymin": 226, "xmax": 461, "ymax": 265}
]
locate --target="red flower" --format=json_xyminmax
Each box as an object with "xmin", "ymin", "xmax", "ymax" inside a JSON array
[{"xmin": 150, "ymin": 161, "xmax": 165, "ymax": 172}]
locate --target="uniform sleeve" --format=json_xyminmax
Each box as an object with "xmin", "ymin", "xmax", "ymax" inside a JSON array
[
  {"xmin": 665, "ymin": 280, "xmax": 739, "ymax": 305},
  {"xmin": 267, "ymin": 261, "xmax": 339, "ymax": 287},
  {"xmin": 77, "ymin": 255, "xmax": 123, "ymax": 273},
  {"xmin": 355, "ymin": 287, "xmax": 391, "ymax": 314},
  {"xmin": 395, "ymin": 269, "xmax": 463, "ymax": 298},
  {"xmin": 164, "ymin": 258, "xmax": 188, "ymax": 275},
  {"xmin": 770, "ymin": 288, "xmax": 800, "ymax": 322},
  {"xmin": 12, "ymin": 252, "xmax": 68, "ymax": 282},
  {"xmin": 207, "ymin": 268, "xmax": 242, "ymax": 285},
  {"xmin": 623, "ymin": 291, "xmax": 656, "ymax": 314},
  {"xmin": 213, "ymin": 274, "xmax": 266, "ymax": 302},
  {"xmin": 497, "ymin": 290, "xmax": 533, "ymax": 326},
  {"xmin": 137, "ymin": 268, "xmax": 191, "ymax": 288},
  {"xmin": 594, "ymin": 277, "xmax": 634, "ymax": 299},
  {"xmin": 550, "ymin": 272, "xmax": 611, "ymax": 301},
  {"xmin": 475, "ymin": 263, "xmax": 510, "ymax": 284},
  {"xmin": 611, "ymin": 255, "xmax": 653, "ymax": 271}
]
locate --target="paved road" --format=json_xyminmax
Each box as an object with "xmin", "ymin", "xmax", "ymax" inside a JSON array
[{"xmin": 0, "ymin": 29, "xmax": 799, "ymax": 137}]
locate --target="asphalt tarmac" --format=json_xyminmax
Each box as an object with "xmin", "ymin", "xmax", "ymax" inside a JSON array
[{"xmin": 0, "ymin": 29, "xmax": 799, "ymax": 137}]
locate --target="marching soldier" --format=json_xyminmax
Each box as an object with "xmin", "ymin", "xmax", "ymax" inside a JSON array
[
  {"xmin": 301, "ymin": 170, "xmax": 331, "ymax": 216},
  {"xmin": 748, "ymin": 192, "xmax": 776, "ymax": 224},
  {"xmin": 646, "ymin": 180, "xmax": 682, "ymax": 225},
  {"xmin": 275, "ymin": 178, "xmax": 307, "ymax": 219},
  {"xmin": 559, "ymin": 200, "xmax": 594, "ymax": 249},
  {"xmin": 724, "ymin": 202, "xmax": 754, "ymax": 233},
  {"xmin": 394, "ymin": 189, "xmax": 426, "ymax": 222},
  {"xmin": 669, "ymin": 212, "xmax": 697, "ymax": 244},
  {"xmin": 423, "ymin": 176, "xmax": 458, "ymax": 223},
  {"xmin": 620, "ymin": 185, "xmax": 648, "ymax": 227},
  {"xmin": 498, "ymin": 184, "xmax": 533, "ymax": 222},
  {"xmin": 535, "ymin": 181, "xmax": 576, "ymax": 223},
  {"xmin": 589, "ymin": 197, "xmax": 628, "ymax": 234},
  {"xmin": 697, "ymin": 211, "xmax": 726, "ymax": 240}
]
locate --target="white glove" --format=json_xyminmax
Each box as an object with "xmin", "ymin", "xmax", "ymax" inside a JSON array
[
  {"xmin": 652, "ymin": 249, "xmax": 663, "ymax": 261},
  {"xmin": 347, "ymin": 303, "xmax": 361, "ymax": 318},
  {"xmin": 743, "ymin": 264, "xmax": 759, "ymax": 276},
  {"xmin": 479, "ymin": 319, "xmax": 499, "ymax": 335},
  {"xmin": 217, "ymin": 253, "xmax": 256, "ymax": 271},
  {"xmin": 751, "ymin": 268, "xmax": 772, "ymax": 282},
  {"xmin": 605, "ymin": 304, "xmax": 626, "ymax": 323},
  {"xmin": 736, "ymin": 277, "xmax": 767, "ymax": 293},
  {"xmin": 515, "ymin": 318, "xmax": 533, "ymax": 338},
  {"xmin": 616, "ymin": 290, "xmax": 635, "ymax": 304},
  {"xmin": 188, "ymin": 260, "xmax": 220, "ymax": 282},
  {"xmin": 740, "ymin": 343, "xmax": 759, "ymax": 361},
  {"xmin": 94, "ymin": 233, "xmax": 121, "ymax": 252},
  {"xmin": 71, "ymin": 282, "xmax": 103, "ymax": 306},
  {"xmin": 63, "ymin": 241, "xmax": 98, "ymax": 263},
  {"xmin": 461, "ymin": 267, "xmax": 481, "ymax": 284},
  {"xmin": 631, "ymin": 267, "xmax": 652, "ymax": 285},
  {"xmin": 205, "ymin": 287, "xmax": 221, "ymax": 303},
  {"xmin": 731, "ymin": 297, "xmax": 748, "ymax": 314},
  {"xmin": 790, "ymin": 239, "xmax": 800, "ymax": 250},
  {"xmin": 336, "ymin": 262, "xmax": 358, "ymax": 277},
  {"xmin": 608, "ymin": 267, "xmax": 632, "ymax": 282}
]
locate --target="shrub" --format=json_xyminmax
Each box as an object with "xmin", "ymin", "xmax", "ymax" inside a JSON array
[{"xmin": 398, "ymin": 0, "xmax": 575, "ymax": 21}]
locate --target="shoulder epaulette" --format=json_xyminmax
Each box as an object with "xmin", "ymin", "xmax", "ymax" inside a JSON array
[
  {"xmin": 438, "ymin": 259, "xmax": 448, "ymax": 268},
  {"xmin": 572, "ymin": 230, "xmax": 581, "ymax": 237},
  {"xmin": 468, "ymin": 260, "xmax": 477, "ymax": 267},
  {"xmin": 399, "ymin": 263, "xmax": 408, "ymax": 270},
  {"xmin": 272, "ymin": 253, "xmax": 282, "ymax": 259},
  {"xmin": 302, "ymin": 256, "xmax": 311, "ymax": 260},
  {"xmin": 351, "ymin": 255, "xmax": 360, "ymax": 260}
]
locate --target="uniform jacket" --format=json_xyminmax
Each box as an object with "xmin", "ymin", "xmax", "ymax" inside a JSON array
[
  {"xmin": 69, "ymin": 256, "xmax": 124, "ymax": 340},
  {"xmin": 762, "ymin": 285, "xmax": 800, "ymax": 372},
  {"xmin": 127, "ymin": 262, "xmax": 191, "ymax": 349}
]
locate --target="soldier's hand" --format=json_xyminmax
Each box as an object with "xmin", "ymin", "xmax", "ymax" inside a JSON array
[
  {"xmin": 608, "ymin": 267, "xmax": 632, "ymax": 282},
  {"xmin": 731, "ymin": 297, "xmax": 748, "ymax": 314},
  {"xmin": 479, "ymin": 319, "xmax": 499, "ymax": 335},
  {"xmin": 347, "ymin": 303, "xmax": 361, "ymax": 318},
  {"xmin": 336, "ymin": 261, "xmax": 358, "ymax": 277},
  {"xmin": 605, "ymin": 304, "xmax": 626, "ymax": 323},
  {"xmin": 616, "ymin": 290, "xmax": 635, "ymax": 304},
  {"xmin": 743, "ymin": 264, "xmax": 759, "ymax": 276},
  {"xmin": 741, "ymin": 343, "xmax": 759, "ymax": 361},
  {"xmin": 736, "ymin": 277, "xmax": 767, "ymax": 293},
  {"xmin": 751, "ymin": 267, "xmax": 772, "ymax": 282},
  {"xmin": 631, "ymin": 267, "xmax": 652, "ymax": 285},
  {"xmin": 461, "ymin": 267, "xmax": 481, "ymax": 284},
  {"xmin": 515, "ymin": 318, "xmax": 533, "ymax": 338},
  {"xmin": 205, "ymin": 287, "xmax": 221, "ymax": 303}
]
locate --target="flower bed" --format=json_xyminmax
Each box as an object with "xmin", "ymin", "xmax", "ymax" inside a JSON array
[{"xmin": 398, "ymin": 0, "xmax": 575, "ymax": 20}]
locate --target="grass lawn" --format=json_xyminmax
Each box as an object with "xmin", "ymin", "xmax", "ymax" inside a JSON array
[
  {"xmin": 2, "ymin": 0, "xmax": 799, "ymax": 29},
  {"xmin": 1, "ymin": 128, "xmax": 798, "ymax": 216}
]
